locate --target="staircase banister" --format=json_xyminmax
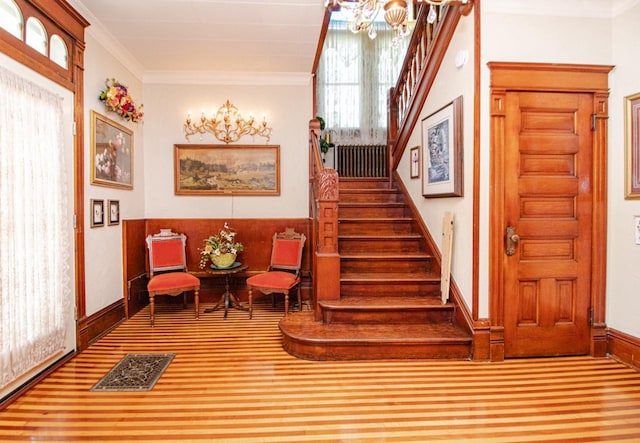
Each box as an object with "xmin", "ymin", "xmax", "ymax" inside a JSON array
[
  {"xmin": 388, "ymin": 3, "xmax": 471, "ymax": 172},
  {"xmin": 309, "ymin": 118, "xmax": 341, "ymax": 319}
]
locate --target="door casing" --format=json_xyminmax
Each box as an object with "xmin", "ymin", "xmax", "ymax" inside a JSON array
[{"xmin": 488, "ymin": 62, "xmax": 613, "ymax": 362}]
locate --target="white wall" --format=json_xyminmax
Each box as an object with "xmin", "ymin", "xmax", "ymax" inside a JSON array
[
  {"xmin": 480, "ymin": 0, "xmax": 640, "ymax": 333},
  {"xmin": 608, "ymin": 3, "xmax": 640, "ymax": 338},
  {"xmin": 142, "ymin": 79, "xmax": 312, "ymax": 219},
  {"xmin": 397, "ymin": 12, "xmax": 475, "ymax": 311},
  {"xmin": 83, "ymin": 32, "xmax": 145, "ymax": 315}
]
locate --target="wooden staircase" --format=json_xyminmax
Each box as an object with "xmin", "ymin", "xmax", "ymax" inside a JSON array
[{"xmin": 279, "ymin": 177, "xmax": 472, "ymax": 360}]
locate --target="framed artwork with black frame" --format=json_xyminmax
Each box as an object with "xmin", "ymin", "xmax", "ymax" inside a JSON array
[
  {"xmin": 90, "ymin": 199, "xmax": 104, "ymax": 228},
  {"xmin": 421, "ymin": 96, "xmax": 463, "ymax": 198},
  {"xmin": 108, "ymin": 200, "xmax": 120, "ymax": 225},
  {"xmin": 410, "ymin": 146, "xmax": 420, "ymax": 179}
]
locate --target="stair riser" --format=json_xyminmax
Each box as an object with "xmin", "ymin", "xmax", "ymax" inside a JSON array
[
  {"xmin": 341, "ymin": 260, "xmax": 433, "ymax": 274},
  {"xmin": 339, "ymin": 180, "xmax": 392, "ymax": 190},
  {"xmin": 339, "ymin": 239, "xmax": 425, "ymax": 254},
  {"xmin": 339, "ymin": 193, "xmax": 402, "ymax": 204},
  {"xmin": 282, "ymin": 339, "xmax": 472, "ymax": 360},
  {"xmin": 339, "ymin": 206, "xmax": 406, "ymax": 218},
  {"xmin": 339, "ymin": 221, "xmax": 415, "ymax": 235},
  {"xmin": 323, "ymin": 309, "xmax": 453, "ymax": 324},
  {"xmin": 340, "ymin": 282, "xmax": 440, "ymax": 297}
]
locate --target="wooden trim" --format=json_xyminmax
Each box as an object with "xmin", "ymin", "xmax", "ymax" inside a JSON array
[
  {"xmin": 472, "ymin": 0, "xmax": 481, "ymax": 323},
  {"xmin": 488, "ymin": 62, "xmax": 613, "ymax": 361},
  {"xmin": 608, "ymin": 328, "xmax": 640, "ymax": 371},
  {"xmin": 76, "ymin": 299, "xmax": 126, "ymax": 350}
]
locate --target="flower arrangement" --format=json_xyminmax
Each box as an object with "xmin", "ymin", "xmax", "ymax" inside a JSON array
[
  {"xmin": 199, "ymin": 222, "xmax": 244, "ymax": 269},
  {"xmin": 99, "ymin": 78, "xmax": 144, "ymax": 122}
]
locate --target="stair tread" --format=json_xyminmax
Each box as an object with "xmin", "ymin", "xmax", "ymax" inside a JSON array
[
  {"xmin": 321, "ymin": 295, "xmax": 448, "ymax": 308},
  {"xmin": 280, "ymin": 312, "xmax": 471, "ymax": 343},
  {"xmin": 341, "ymin": 253, "xmax": 433, "ymax": 259},
  {"xmin": 341, "ymin": 272, "xmax": 439, "ymax": 280},
  {"xmin": 339, "ymin": 234, "xmax": 422, "ymax": 239}
]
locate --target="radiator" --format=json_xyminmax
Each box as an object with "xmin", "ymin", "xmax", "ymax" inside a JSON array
[{"xmin": 336, "ymin": 144, "xmax": 388, "ymax": 178}]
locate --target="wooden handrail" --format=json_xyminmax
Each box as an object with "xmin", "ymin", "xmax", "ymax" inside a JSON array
[
  {"xmin": 388, "ymin": 3, "xmax": 471, "ymax": 171},
  {"xmin": 309, "ymin": 119, "xmax": 340, "ymax": 319}
]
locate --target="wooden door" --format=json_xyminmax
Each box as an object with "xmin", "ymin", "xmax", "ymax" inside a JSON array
[{"xmin": 503, "ymin": 91, "xmax": 593, "ymax": 357}]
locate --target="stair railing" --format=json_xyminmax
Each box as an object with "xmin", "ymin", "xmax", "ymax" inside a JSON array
[
  {"xmin": 388, "ymin": 2, "xmax": 472, "ymax": 171},
  {"xmin": 309, "ymin": 119, "xmax": 341, "ymax": 320}
]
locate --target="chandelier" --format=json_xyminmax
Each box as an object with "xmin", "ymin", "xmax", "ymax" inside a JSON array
[
  {"xmin": 184, "ymin": 100, "xmax": 272, "ymax": 144},
  {"xmin": 324, "ymin": 0, "xmax": 471, "ymax": 44}
]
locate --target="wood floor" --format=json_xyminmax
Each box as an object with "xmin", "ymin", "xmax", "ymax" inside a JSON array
[{"xmin": 1, "ymin": 300, "xmax": 640, "ymax": 442}]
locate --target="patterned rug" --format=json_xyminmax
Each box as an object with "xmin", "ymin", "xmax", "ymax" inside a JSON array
[{"xmin": 90, "ymin": 354, "xmax": 175, "ymax": 392}]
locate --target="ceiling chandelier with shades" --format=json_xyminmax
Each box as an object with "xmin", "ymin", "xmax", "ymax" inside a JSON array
[{"xmin": 324, "ymin": 0, "xmax": 471, "ymax": 44}]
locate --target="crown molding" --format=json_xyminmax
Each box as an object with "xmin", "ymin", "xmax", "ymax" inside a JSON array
[
  {"xmin": 143, "ymin": 71, "xmax": 313, "ymax": 86},
  {"xmin": 483, "ymin": 0, "xmax": 640, "ymax": 19}
]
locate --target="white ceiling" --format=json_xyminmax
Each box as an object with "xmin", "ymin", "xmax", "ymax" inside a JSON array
[{"xmin": 67, "ymin": 0, "xmax": 327, "ymax": 79}]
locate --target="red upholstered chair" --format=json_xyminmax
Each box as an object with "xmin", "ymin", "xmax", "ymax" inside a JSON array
[
  {"xmin": 246, "ymin": 228, "xmax": 306, "ymax": 319},
  {"xmin": 146, "ymin": 233, "xmax": 200, "ymax": 326}
]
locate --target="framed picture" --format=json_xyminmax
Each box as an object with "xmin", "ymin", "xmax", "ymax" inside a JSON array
[
  {"xmin": 174, "ymin": 144, "xmax": 280, "ymax": 196},
  {"xmin": 108, "ymin": 200, "xmax": 120, "ymax": 225},
  {"xmin": 90, "ymin": 110, "xmax": 133, "ymax": 189},
  {"xmin": 625, "ymin": 92, "xmax": 640, "ymax": 199},
  {"xmin": 90, "ymin": 199, "xmax": 104, "ymax": 228},
  {"xmin": 421, "ymin": 96, "xmax": 463, "ymax": 198},
  {"xmin": 410, "ymin": 146, "xmax": 420, "ymax": 179}
]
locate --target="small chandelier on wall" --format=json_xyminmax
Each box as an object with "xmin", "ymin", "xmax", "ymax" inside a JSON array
[{"xmin": 184, "ymin": 100, "xmax": 272, "ymax": 144}]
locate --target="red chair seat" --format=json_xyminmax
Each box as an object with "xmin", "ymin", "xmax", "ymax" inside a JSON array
[
  {"xmin": 148, "ymin": 272, "xmax": 200, "ymax": 292},
  {"xmin": 246, "ymin": 271, "xmax": 297, "ymax": 290}
]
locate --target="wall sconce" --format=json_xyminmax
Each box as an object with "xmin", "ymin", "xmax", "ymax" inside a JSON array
[{"xmin": 184, "ymin": 100, "xmax": 272, "ymax": 144}]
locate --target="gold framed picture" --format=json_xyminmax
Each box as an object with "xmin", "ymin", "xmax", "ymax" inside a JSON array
[
  {"xmin": 90, "ymin": 110, "xmax": 133, "ymax": 189},
  {"xmin": 174, "ymin": 144, "xmax": 280, "ymax": 196}
]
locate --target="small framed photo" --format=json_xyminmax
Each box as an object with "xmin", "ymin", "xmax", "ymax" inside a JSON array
[
  {"xmin": 410, "ymin": 146, "xmax": 420, "ymax": 179},
  {"xmin": 108, "ymin": 200, "xmax": 120, "ymax": 225},
  {"xmin": 421, "ymin": 96, "xmax": 463, "ymax": 198},
  {"xmin": 90, "ymin": 199, "xmax": 104, "ymax": 228}
]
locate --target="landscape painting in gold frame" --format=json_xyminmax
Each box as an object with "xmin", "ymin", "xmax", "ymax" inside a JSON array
[
  {"xmin": 174, "ymin": 144, "xmax": 280, "ymax": 196},
  {"xmin": 625, "ymin": 92, "xmax": 640, "ymax": 199}
]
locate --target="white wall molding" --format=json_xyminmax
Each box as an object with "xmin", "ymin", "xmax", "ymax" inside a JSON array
[{"xmin": 143, "ymin": 70, "xmax": 313, "ymax": 86}]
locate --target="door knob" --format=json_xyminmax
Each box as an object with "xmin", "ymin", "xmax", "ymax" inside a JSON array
[{"xmin": 506, "ymin": 226, "xmax": 519, "ymax": 256}]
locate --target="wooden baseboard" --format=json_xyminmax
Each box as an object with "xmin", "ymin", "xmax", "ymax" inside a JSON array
[
  {"xmin": 77, "ymin": 299, "xmax": 126, "ymax": 350},
  {"xmin": 608, "ymin": 328, "xmax": 640, "ymax": 371}
]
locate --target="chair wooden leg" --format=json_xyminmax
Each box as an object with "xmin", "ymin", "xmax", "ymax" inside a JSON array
[
  {"xmin": 284, "ymin": 291, "xmax": 289, "ymax": 316},
  {"xmin": 248, "ymin": 287, "xmax": 253, "ymax": 319},
  {"xmin": 297, "ymin": 285, "xmax": 302, "ymax": 311},
  {"xmin": 149, "ymin": 293, "xmax": 155, "ymax": 327},
  {"xmin": 194, "ymin": 289, "xmax": 200, "ymax": 319}
]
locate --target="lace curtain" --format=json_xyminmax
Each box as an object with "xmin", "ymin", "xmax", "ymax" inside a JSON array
[
  {"xmin": 0, "ymin": 66, "xmax": 72, "ymax": 390},
  {"xmin": 316, "ymin": 20, "xmax": 408, "ymax": 145}
]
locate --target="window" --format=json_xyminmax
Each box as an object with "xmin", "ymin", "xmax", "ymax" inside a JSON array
[
  {"xmin": 0, "ymin": 0, "xmax": 22, "ymax": 39},
  {"xmin": 50, "ymin": 34, "xmax": 67, "ymax": 68},
  {"xmin": 25, "ymin": 16, "xmax": 46, "ymax": 55},
  {"xmin": 316, "ymin": 19, "xmax": 408, "ymax": 145}
]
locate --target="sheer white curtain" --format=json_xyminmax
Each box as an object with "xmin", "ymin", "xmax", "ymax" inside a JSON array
[
  {"xmin": 0, "ymin": 66, "xmax": 72, "ymax": 390},
  {"xmin": 316, "ymin": 20, "xmax": 408, "ymax": 145}
]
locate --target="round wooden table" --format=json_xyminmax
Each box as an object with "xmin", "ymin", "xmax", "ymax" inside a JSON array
[{"xmin": 191, "ymin": 263, "xmax": 249, "ymax": 319}]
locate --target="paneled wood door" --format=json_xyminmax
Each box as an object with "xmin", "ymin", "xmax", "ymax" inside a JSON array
[{"xmin": 503, "ymin": 91, "xmax": 593, "ymax": 357}]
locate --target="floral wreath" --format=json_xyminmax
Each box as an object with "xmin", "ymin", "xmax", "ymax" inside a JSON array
[{"xmin": 99, "ymin": 78, "xmax": 144, "ymax": 123}]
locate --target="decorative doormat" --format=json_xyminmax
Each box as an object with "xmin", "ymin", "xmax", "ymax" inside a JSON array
[{"xmin": 90, "ymin": 353, "xmax": 175, "ymax": 392}]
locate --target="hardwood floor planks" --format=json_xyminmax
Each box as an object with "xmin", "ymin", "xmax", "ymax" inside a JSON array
[{"xmin": 1, "ymin": 301, "xmax": 640, "ymax": 442}]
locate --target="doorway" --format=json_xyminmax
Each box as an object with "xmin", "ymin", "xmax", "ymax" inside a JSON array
[{"xmin": 488, "ymin": 62, "xmax": 613, "ymax": 360}]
